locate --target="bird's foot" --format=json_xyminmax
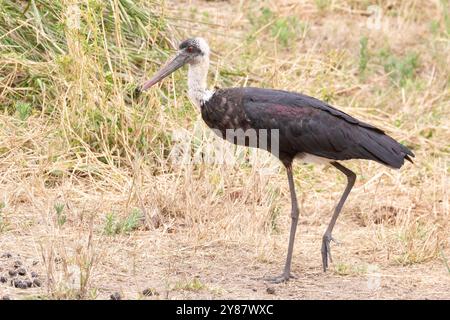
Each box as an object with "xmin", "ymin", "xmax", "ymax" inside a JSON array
[
  {"xmin": 263, "ymin": 272, "xmax": 296, "ymax": 284},
  {"xmin": 321, "ymin": 233, "xmax": 339, "ymax": 272}
]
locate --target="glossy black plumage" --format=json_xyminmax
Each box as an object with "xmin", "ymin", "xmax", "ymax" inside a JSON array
[
  {"xmin": 202, "ymin": 87, "xmax": 414, "ymax": 168},
  {"xmin": 141, "ymin": 37, "xmax": 415, "ymax": 282}
]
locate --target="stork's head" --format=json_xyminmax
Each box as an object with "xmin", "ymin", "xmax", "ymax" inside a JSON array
[{"xmin": 139, "ymin": 37, "xmax": 210, "ymax": 91}]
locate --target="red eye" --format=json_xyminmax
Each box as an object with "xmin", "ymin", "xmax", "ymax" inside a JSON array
[{"xmin": 187, "ymin": 46, "xmax": 193, "ymax": 53}]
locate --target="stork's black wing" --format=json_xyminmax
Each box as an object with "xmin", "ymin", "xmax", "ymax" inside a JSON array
[{"xmin": 238, "ymin": 87, "xmax": 414, "ymax": 168}]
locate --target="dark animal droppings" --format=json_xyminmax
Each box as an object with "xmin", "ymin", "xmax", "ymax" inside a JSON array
[
  {"xmin": 110, "ymin": 292, "xmax": 121, "ymax": 300},
  {"xmin": 1, "ymin": 253, "xmax": 12, "ymax": 258},
  {"xmin": 17, "ymin": 268, "xmax": 26, "ymax": 276},
  {"xmin": 266, "ymin": 287, "xmax": 275, "ymax": 295},
  {"xmin": 0, "ymin": 276, "xmax": 7, "ymax": 283},
  {"xmin": 8, "ymin": 269, "xmax": 17, "ymax": 277},
  {"xmin": 13, "ymin": 261, "xmax": 22, "ymax": 269},
  {"xmin": 33, "ymin": 279, "xmax": 42, "ymax": 287},
  {"xmin": 12, "ymin": 279, "xmax": 28, "ymax": 289},
  {"xmin": 31, "ymin": 271, "xmax": 38, "ymax": 278},
  {"xmin": 2, "ymin": 295, "xmax": 11, "ymax": 300}
]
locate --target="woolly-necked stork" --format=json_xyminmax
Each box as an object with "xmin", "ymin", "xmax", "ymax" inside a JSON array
[{"xmin": 139, "ymin": 37, "xmax": 414, "ymax": 283}]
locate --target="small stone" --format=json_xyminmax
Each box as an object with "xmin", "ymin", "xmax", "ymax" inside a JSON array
[
  {"xmin": 13, "ymin": 261, "xmax": 22, "ymax": 269},
  {"xmin": 17, "ymin": 268, "xmax": 26, "ymax": 276},
  {"xmin": 0, "ymin": 276, "xmax": 7, "ymax": 283},
  {"xmin": 25, "ymin": 280, "xmax": 33, "ymax": 288},
  {"xmin": 32, "ymin": 279, "xmax": 42, "ymax": 287},
  {"xmin": 31, "ymin": 271, "xmax": 38, "ymax": 278},
  {"xmin": 110, "ymin": 292, "xmax": 121, "ymax": 300},
  {"xmin": 266, "ymin": 287, "xmax": 275, "ymax": 295},
  {"xmin": 1, "ymin": 253, "xmax": 12, "ymax": 258},
  {"xmin": 2, "ymin": 295, "xmax": 11, "ymax": 300},
  {"xmin": 8, "ymin": 269, "xmax": 17, "ymax": 277},
  {"xmin": 252, "ymin": 288, "xmax": 257, "ymax": 292}
]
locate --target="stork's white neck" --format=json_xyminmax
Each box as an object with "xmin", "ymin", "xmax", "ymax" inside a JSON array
[{"xmin": 188, "ymin": 56, "xmax": 213, "ymax": 108}]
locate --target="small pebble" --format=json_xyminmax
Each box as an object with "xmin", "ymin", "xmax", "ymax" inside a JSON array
[
  {"xmin": 110, "ymin": 292, "xmax": 121, "ymax": 300},
  {"xmin": 25, "ymin": 280, "xmax": 33, "ymax": 288},
  {"xmin": 31, "ymin": 271, "xmax": 38, "ymax": 278},
  {"xmin": 266, "ymin": 287, "xmax": 275, "ymax": 295},
  {"xmin": 0, "ymin": 276, "xmax": 7, "ymax": 283},
  {"xmin": 13, "ymin": 261, "xmax": 22, "ymax": 269},
  {"xmin": 32, "ymin": 279, "xmax": 42, "ymax": 287},
  {"xmin": 1, "ymin": 253, "xmax": 12, "ymax": 258},
  {"xmin": 17, "ymin": 268, "xmax": 26, "ymax": 276},
  {"xmin": 8, "ymin": 269, "xmax": 17, "ymax": 277}
]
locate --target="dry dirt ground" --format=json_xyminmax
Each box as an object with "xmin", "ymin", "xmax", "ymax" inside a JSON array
[
  {"xmin": 1, "ymin": 213, "xmax": 449, "ymax": 299},
  {"xmin": 0, "ymin": 167, "xmax": 449, "ymax": 299},
  {"xmin": 1, "ymin": 0, "xmax": 449, "ymax": 300}
]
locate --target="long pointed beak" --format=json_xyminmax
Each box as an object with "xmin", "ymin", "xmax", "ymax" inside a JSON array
[{"xmin": 140, "ymin": 52, "xmax": 189, "ymax": 91}]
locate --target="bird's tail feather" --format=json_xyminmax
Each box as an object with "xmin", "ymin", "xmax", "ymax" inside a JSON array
[{"xmin": 360, "ymin": 130, "xmax": 415, "ymax": 169}]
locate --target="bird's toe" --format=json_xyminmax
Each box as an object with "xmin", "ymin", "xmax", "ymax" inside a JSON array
[
  {"xmin": 264, "ymin": 272, "xmax": 296, "ymax": 283},
  {"xmin": 321, "ymin": 233, "xmax": 338, "ymax": 272}
]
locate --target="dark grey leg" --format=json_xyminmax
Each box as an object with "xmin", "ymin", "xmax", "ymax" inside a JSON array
[
  {"xmin": 321, "ymin": 162, "xmax": 356, "ymax": 272},
  {"xmin": 266, "ymin": 162, "xmax": 299, "ymax": 283}
]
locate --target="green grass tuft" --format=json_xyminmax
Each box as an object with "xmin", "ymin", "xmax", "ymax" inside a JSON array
[
  {"xmin": 54, "ymin": 203, "xmax": 66, "ymax": 227},
  {"xmin": 174, "ymin": 278, "xmax": 205, "ymax": 291},
  {"xmin": 104, "ymin": 208, "xmax": 143, "ymax": 236},
  {"xmin": 359, "ymin": 36, "xmax": 369, "ymax": 76},
  {"xmin": 379, "ymin": 49, "xmax": 420, "ymax": 86}
]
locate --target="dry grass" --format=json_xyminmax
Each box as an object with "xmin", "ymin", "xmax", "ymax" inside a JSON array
[{"xmin": 0, "ymin": 0, "xmax": 449, "ymax": 299}]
